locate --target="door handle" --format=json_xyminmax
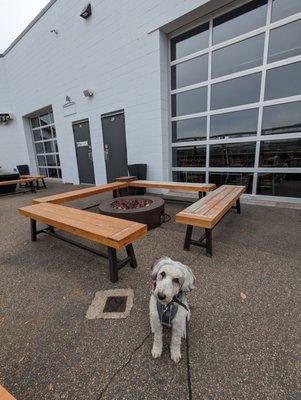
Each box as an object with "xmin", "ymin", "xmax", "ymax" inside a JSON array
[{"xmin": 104, "ymin": 144, "xmax": 109, "ymax": 161}]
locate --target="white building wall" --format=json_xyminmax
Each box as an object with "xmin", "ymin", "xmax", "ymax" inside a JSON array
[{"xmin": 0, "ymin": 0, "xmax": 212, "ymax": 183}]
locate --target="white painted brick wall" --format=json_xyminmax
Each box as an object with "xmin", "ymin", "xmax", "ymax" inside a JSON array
[{"xmin": 0, "ymin": 0, "xmax": 212, "ymax": 182}]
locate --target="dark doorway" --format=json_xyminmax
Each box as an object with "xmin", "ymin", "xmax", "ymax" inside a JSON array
[
  {"xmin": 101, "ymin": 110, "xmax": 128, "ymax": 183},
  {"xmin": 72, "ymin": 120, "xmax": 95, "ymax": 184}
]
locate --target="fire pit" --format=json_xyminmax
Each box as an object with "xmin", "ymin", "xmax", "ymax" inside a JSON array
[{"xmin": 98, "ymin": 195, "xmax": 164, "ymax": 229}]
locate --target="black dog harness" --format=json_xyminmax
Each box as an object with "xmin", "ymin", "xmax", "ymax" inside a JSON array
[{"xmin": 156, "ymin": 291, "xmax": 189, "ymax": 328}]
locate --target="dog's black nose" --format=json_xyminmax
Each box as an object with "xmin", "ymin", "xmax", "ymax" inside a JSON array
[{"xmin": 158, "ymin": 292, "xmax": 166, "ymax": 301}]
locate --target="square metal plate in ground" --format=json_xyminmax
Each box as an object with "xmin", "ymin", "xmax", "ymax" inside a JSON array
[{"xmin": 86, "ymin": 289, "xmax": 134, "ymax": 320}]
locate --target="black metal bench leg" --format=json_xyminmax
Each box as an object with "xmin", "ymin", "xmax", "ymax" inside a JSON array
[
  {"xmin": 126, "ymin": 244, "xmax": 137, "ymax": 268},
  {"xmin": 236, "ymin": 198, "xmax": 241, "ymax": 214},
  {"xmin": 42, "ymin": 178, "xmax": 47, "ymax": 189},
  {"xmin": 184, "ymin": 225, "xmax": 193, "ymax": 250},
  {"xmin": 48, "ymin": 225, "xmax": 55, "ymax": 233},
  {"xmin": 29, "ymin": 181, "xmax": 36, "ymax": 193},
  {"xmin": 205, "ymin": 228, "xmax": 212, "ymax": 257},
  {"xmin": 107, "ymin": 247, "xmax": 119, "ymax": 283},
  {"xmin": 31, "ymin": 219, "xmax": 37, "ymax": 242}
]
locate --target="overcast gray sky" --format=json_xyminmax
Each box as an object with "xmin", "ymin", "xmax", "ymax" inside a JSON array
[{"xmin": 0, "ymin": 0, "xmax": 50, "ymax": 52}]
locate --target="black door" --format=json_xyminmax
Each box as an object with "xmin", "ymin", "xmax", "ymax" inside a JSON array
[
  {"xmin": 101, "ymin": 110, "xmax": 128, "ymax": 182},
  {"xmin": 72, "ymin": 120, "xmax": 95, "ymax": 184}
]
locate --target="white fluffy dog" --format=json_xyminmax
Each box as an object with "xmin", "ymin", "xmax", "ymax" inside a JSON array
[{"xmin": 149, "ymin": 257, "xmax": 195, "ymax": 363}]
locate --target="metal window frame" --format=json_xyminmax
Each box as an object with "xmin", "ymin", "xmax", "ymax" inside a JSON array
[{"xmin": 169, "ymin": 0, "xmax": 301, "ymax": 201}]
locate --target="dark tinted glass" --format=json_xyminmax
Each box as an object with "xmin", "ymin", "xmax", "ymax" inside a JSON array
[
  {"xmin": 35, "ymin": 142, "xmax": 44, "ymax": 154},
  {"xmin": 33, "ymin": 129, "xmax": 42, "ymax": 142},
  {"xmin": 31, "ymin": 117, "xmax": 39, "ymax": 128},
  {"xmin": 58, "ymin": 169, "xmax": 62, "ymax": 179},
  {"xmin": 48, "ymin": 168, "xmax": 59, "ymax": 178},
  {"xmin": 210, "ymin": 109, "xmax": 258, "ymax": 139},
  {"xmin": 173, "ymin": 171, "xmax": 206, "ymax": 183},
  {"xmin": 210, "ymin": 142, "xmax": 256, "ymax": 167},
  {"xmin": 41, "ymin": 127, "xmax": 52, "ymax": 140},
  {"xmin": 171, "ymin": 23, "xmax": 209, "ymax": 61},
  {"xmin": 262, "ymin": 101, "xmax": 301, "ymax": 135},
  {"xmin": 212, "ymin": 34, "xmax": 264, "ymax": 78},
  {"xmin": 39, "ymin": 113, "xmax": 51, "ymax": 126},
  {"xmin": 271, "ymin": 0, "xmax": 301, "ymax": 22},
  {"xmin": 268, "ymin": 20, "xmax": 301, "ymax": 63},
  {"xmin": 213, "ymin": 0, "xmax": 267, "ymax": 44},
  {"xmin": 56, "ymin": 155, "xmax": 60, "ymax": 166},
  {"xmin": 209, "ymin": 172, "xmax": 253, "ymax": 193},
  {"xmin": 172, "ymin": 87, "xmax": 207, "ymax": 116},
  {"xmin": 171, "ymin": 55, "xmax": 208, "ymax": 89},
  {"xmin": 172, "ymin": 117, "xmax": 207, "ymax": 142},
  {"xmin": 46, "ymin": 155, "xmax": 57, "ymax": 166},
  {"xmin": 172, "ymin": 146, "xmax": 206, "ymax": 167},
  {"xmin": 211, "ymin": 73, "xmax": 261, "ymax": 110},
  {"xmin": 37, "ymin": 155, "xmax": 46, "ymax": 166},
  {"xmin": 44, "ymin": 141, "xmax": 56, "ymax": 153},
  {"xmin": 265, "ymin": 62, "xmax": 301, "ymax": 100},
  {"xmin": 39, "ymin": 168, "xmax": 47, "ymax": 176},
  {"xmin": 259, "ymin": 139, "xmax": 301, "ymax": 167},
  {"xmin": 52, "ymin": 126, "xmax": 56, "ymax": 137},
  {"xmin": 257, "ymin": 173, "xmax": 301, "ymax": 197}
]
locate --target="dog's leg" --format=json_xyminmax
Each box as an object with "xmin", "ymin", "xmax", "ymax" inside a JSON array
[
  {"xmin": 170, "ymin": 326, "xmax": 182, "ymax": 363},
  {"xmin": 150, "ymin": 295, "xmax": 163, "ymax": 359}
]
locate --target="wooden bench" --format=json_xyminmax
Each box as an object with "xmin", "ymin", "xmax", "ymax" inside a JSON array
[
  {"xmin": 20, "ymin": 174, "xmax": 47, "ymax": 189},
  {"xmin": 0, "ymin": 385, "xmax": 16, "ymax": 400},
  {"xmin": 0, "ymin": 177, "xmax": 37, "ymax": 193},
  {"xmin": 175, "ymin": 185, "xmax": 246, "ymax": 256},
  {"xmin": 18, "ymin": 202, "xmax": 147, "ymax": 282}
]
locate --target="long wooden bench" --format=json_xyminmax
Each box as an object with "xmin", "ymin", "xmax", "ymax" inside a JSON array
[
  {"xmin": 18, "ymin": 202, "xmax": 147, "ymax": 282},
  {"xmin": 20, "ymin": 174, "xmax": 47, "ymax": 189},
  {"xmin": 175, "ymin": 185, "xmax": 246, "ymax": 256},
  {"xmin": 0, "ymin": 177, "xmax": 37, "ymax": 193},
  {"xmin": 0, "ymin": 385, "xmax": 16, "ymax": 400}
]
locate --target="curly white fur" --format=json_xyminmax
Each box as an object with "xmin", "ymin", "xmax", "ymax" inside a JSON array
[{"xmin": 149, "ymin": 257, "xmax": 195, "ymax": 363}]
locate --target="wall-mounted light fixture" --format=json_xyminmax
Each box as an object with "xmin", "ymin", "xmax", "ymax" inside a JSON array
[
  {"xmin": 83, "ymin": 89, "xmax": 94, "ymax": 97},
  {"xmin": 80, "ymin": 3, "xmax": 92, "ymax": 19}
]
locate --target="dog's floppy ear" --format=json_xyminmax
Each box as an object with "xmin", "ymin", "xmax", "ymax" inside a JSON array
[
  {"xmin": 178, "ymin": 262, "xmax": 196, "ymax": 292},
  {"xmin": 151, "ymin": 257, "xmax": 169, "ymax": 280}
]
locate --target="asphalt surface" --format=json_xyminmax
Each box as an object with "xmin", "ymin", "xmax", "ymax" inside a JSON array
[{"xmin": 0, "ymin": 182, "xmax": 300, "ymax": 400}]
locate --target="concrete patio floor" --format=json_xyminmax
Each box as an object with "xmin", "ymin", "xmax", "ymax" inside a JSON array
[{"xmin": 0, "ymin": 182, "xmax": 300, "ymax": 400}]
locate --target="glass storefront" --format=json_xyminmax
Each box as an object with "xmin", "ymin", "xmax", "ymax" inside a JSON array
[
  {"xmin": 30, "ymin": 111, "xmax": 61, "ymax": 178},
  {"xmin": 170, "ymin": 0, "xmax": 301, "ymax": 198}
]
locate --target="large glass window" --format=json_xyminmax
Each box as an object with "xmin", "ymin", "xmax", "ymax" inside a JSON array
[
  {"xmin": 209, "ymin": 172, "xmax": 254, "ymax": 193},
  {"xmin": 209, "ymin": 142, "xmax": 256, "ymax": 167},
  {"xmin": 259, "ymin": 139, "xmax": 301, "ymax": 167},
  {"xmin": 271, "ymin": 0, "xmax": 301, "ymax": 22},
  {"xmin": 268, "ymin": 20, "xmax": 301, "ymax": 63},
  {"xmin": 171, "ymin": 55, "xmax": 208, "ymax": 89},
  {"xmin": 172, "ymin": 87, "xmax": 207, "ymax": 117},
  {"xmin": 210, "ymin": 109, "xmax": 259, "ymax": 139},
  {"xmin": 211, "ymin": 73, "xmax": 261, "ymax": 110},
  {"xmin": 212, "ymin": 34, "xmax": 265, "ymax": 78},
  {"xmin": 172, "ymin": 117, "xmax": 207, "ymax": 142},
  {"xmin": 265, "ymin": 62, "xmax": 301, "ymax": 100},
  {"xmin": 30, "ymin": 110, "xmax": 61, "ymax": 178},
  {"xmin": 213, "ymin": 0, "xmax": 267, "ymax": 44},
  {"xmin": 257, "ymin": 173, "xmax": 301, "ymax": 197},
  {"xmin": 173, "ymin": 171, "xmax": 206, "ymax": 183},
  {"xmin": 171, "ymin": 23, "xmax": 209, "ymax": 61},
  {"xmin": 262, "ymin": 101, "xmax": 301, "ymax": 135},
  {"xmin": 172, "ymin": 146, "xmax": 206, "ymax": 167}
]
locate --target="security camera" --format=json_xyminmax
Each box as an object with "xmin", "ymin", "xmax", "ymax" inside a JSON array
[{"xmin": 83, "ymin": 89, "xmax": 94, "ymax": 97}]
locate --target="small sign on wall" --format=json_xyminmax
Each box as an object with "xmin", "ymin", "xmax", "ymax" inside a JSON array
[{"xmin": 77, "ymin": 141, "xmax": 88, "ymax": 147}]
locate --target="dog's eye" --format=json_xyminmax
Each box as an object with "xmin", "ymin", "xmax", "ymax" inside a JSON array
[
  {"xmin": 173, "ymin": 278, "xmax": 180, "ymax": 284},
  {"xmin": 160, "ymin": 271, "xmax": 165, "ymax": 278}
]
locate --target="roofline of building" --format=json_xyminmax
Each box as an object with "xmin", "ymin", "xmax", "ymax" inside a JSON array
[{"xmin": 1, "ymin": 0, "xmax": 58, "ymax": 57}]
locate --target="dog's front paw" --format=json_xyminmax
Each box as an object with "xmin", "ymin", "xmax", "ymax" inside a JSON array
[
  {"xmin": 171, "ymin": 349, "xmax": 181, "ymax": 363},
  {"xmin": 152, "ymin": 345, "xmax": 162, "ymax": 359}
]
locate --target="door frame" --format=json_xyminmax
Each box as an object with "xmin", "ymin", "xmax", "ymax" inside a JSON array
[{"xmin": 72, "ymin": 118, "xmax": 95, "ymax": 184}]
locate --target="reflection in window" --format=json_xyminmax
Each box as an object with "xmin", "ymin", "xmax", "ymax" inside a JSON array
[
  {"xmin": 262, "ymin": 101, "xmax": 301, "ymax": 135},
  {"xmin": 213, "ymin": 0, "xmax": 267, "ymax": 44},
  {"xmin": 268, "ymin": 20, "xmax": 301, "ymax": 63},
  {"xmin": 210, "ymin": 109, "xmax": 258, "ymax": 139},
  {"xmin": 172, "ymin": 117, "xmax": 207, "ymax": 142},
  {"xmin": 172, "ymin": 146, "xmax": 206, "ymax": 167},
  {"xmin": 265, "ymin": 62, "xmax": 301, "ymax": 100},
  {"xmin": 257, "ymin": 173, "xmax": 301, "ymax": 197},
  {"xmin": 211, "ymin": 73, "xmax": 261, "ymax": 110},
  {"xmin": 173, "ymin": 171, "xmax": 206, "ymax": 183},
  {"xmin": 210, "ymin": 142, "xmax": 256, "ymax": 167},
  {"xmin": 171, "ymin": 55, "xmax": 208, "ymax": 89},
  {"xmin": 172, "ymin": 87, "xmax": 207, "ymax": 117},
  {"xmin": 271, "ymin": 0, "xmax": 301, "ymax": 22},
  {"xmin": 212, "ymin": 34, "xmax": 264, "ymax": 78},
  {"xmin": 259, "ymin": 139, "xmax": 301, "ymax": 167},
  {"xmin": 171, "ymin": 23, "xmax": 209, "ymax": 61},
  {"xmin": 209, "ymin": 172, "xmax": 253, "ymax": 193}
]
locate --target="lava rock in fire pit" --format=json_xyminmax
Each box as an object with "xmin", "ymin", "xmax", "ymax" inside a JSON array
[{"xmin": 98, "ymin": 195, "xmax": 164, "ymax": 229}]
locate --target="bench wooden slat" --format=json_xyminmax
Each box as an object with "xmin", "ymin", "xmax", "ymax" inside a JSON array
[
  {"xmin": 18, "ymin": 203, "xmax": 147, "ymax": 249},
  {"xmin": 32, "ymin": 182, "xmax": 128, "ymax": 204},
  {"xmin": 0, "ymin": 177, "xmax": 37, "ymax": 186},
  {"xmin": 176, "ymin": 185, "xmax": 246, "ymax": 229},
  {"xmin": 129, "ymin": 180, "xmax": 216, "ymax": 192},
  {"xmin": 0, "ymin": 385, "xmax": 16, "ymax": 400}
]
